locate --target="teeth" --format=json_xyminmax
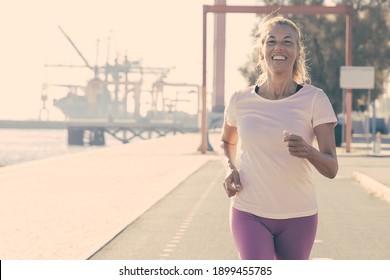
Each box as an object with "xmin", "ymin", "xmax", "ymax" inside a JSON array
[{"xmin": 272, "ymin": 55, "xmax": 286, "ymax": 60}]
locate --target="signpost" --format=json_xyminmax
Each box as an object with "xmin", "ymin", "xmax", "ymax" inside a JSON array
[
  {"xmin": 340, "ymin": 66, "xmax": 375, "ymax": 151},
  {"xmin": 340, "ymin": 66, "xmax": 375, "ymax": 89}
]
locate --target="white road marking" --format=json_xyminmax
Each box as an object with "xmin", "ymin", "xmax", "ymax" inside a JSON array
[{"xmin": 158, "ymin": 164, "xmax": 224, "ymax": 259}]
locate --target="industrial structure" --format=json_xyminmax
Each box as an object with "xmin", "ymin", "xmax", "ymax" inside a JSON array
[{"xmin": 40, "ymin": 26, "xmax": 200, "ymax": 145}]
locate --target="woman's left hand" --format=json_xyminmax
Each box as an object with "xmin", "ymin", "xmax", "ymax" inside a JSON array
[{"xmin": 283, "ymin": 132, "xmax": 314, "ymax": 159}]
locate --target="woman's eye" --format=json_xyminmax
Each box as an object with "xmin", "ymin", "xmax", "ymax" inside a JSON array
[
  {"xmin": 266, "ymin": 40, "xmax": 276, "ymax": 45},
  {"xmin": 284, "ymin": 41, "xmax": 293, "ymax": 45}
]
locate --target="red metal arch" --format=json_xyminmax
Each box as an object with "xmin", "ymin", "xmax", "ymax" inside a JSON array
[{"xmin": 200, "ymin": 5, "xmax": 353, "ymax": 153}]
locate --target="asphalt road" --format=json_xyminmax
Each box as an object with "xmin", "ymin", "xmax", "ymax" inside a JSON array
[
  {"xmin": 90, "ymin": 159, "xmax": 390, "ymax": 260},
  {"xmin": 90, "ymin": 160, "xmax": 237, "ymax": 260}
]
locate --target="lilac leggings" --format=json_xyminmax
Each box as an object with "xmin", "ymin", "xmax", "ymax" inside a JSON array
[{"xmin": 230, "ymin": 207, "xmax": 318, "ymax": 260}]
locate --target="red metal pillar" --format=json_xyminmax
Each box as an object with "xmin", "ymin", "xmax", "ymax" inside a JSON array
[
  {"xmin": 213, "ymin": 0, "xmax": 226, "ymax": 113},
  {"xmin": 200, "ymin": 7, "xmax": 208, "ymax": 154},
  {"xmin": 345, "ymin": 10, "xmax": 353, "ymax": 153}
]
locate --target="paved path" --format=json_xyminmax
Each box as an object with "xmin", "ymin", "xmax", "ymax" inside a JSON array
[
  {"xmin": 311, "ymin": 170, "xmax": 390, "ymax": 259},
  {"xmin": 91, "ymin": 157, "xmax": 390, "ymax": 260},
  {"xmin": 0, "ymin": 134, "xmax": 213, "ymax": 259},
  {"xmin": 90, "ymin": 160, "xmax": 237, "ymax": 260},
  {"xmin": 336, "ymin": 150, "xmax": 390, "ymax": 203},
  {"xmin": 1, "ymin": 132, "xmax": 389, "ymax": 260}
]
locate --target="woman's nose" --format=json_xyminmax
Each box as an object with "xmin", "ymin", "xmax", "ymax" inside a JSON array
[{"xmin": 274, "ymin": 42, "xmax": 284, "ymax": 50}]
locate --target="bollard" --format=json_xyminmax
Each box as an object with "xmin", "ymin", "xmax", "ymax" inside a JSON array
[{"xmin": 373, "ymin": 131, "xmax": 381, "ymax": 154}]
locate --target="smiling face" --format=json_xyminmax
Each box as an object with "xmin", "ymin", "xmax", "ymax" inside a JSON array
[
  {"xmin": 256, "ymin": 17, "xmax": 310, "ymax": 84},
  {"xmin": 261, "ymin": 24, "xmax": 299, "ymax": 77}
]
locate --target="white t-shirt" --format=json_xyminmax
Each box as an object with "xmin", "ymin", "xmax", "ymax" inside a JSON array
[{"xmin": 224, "ymin": 84, "xmax": 337, "ymax": 219}]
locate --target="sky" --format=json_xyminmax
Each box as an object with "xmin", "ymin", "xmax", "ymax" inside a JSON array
[
  {"xmin": 0, "ymin": 0, "xmax": 263, "ymax": 120},
  {"xmin": 0, "ymin": 0, "xmax": 348, "ymax": 121}
]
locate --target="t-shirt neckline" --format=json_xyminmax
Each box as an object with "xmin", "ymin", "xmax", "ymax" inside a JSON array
[{"xmin": 252, "ymin": 83, "xmax": 305, "ymax": 102}]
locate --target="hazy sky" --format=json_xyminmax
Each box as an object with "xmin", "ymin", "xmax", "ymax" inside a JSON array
[
  {"xmin": 0, "ymin": 0, "xmax": 264, "ymax": 120},
  {"xmin": 1, "ymin": 0, "xmax": 343, "ymax": 121}
]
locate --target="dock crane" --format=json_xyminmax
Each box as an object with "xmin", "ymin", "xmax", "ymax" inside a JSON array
[
  {"xmin": 43, "ymin": 26, "xmax": 175, "ymax": 120},
  {"xmin": 41, "ymin": 26, "xmax": 199, "ymax": 146}
]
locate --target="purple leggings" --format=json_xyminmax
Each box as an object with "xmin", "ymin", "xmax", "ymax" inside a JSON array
[{"xmin": 230, "ymin": 207, "xmax": 318, "ymax": 260}]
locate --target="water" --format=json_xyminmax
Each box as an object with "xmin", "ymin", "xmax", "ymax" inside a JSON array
[{"xmin": 0, "ymin": 129, "xmax": 120, "ymax": 167}]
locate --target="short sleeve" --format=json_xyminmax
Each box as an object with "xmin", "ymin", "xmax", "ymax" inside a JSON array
[
  {"xmin": 312, "ymin": 90, "xmax": 338, "ymax": 128},
  {"xmin": 224, "ymin": 91, "xmax": 237, "ymax": 127}
]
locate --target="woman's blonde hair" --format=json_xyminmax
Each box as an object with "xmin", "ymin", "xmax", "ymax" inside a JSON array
[{"xmin": 256, "ymin": 15, "xmax": 310, "ymax": 85}]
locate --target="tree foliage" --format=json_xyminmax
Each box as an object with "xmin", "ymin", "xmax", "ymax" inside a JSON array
[{"xmin": 239, "ymin": 0, "xmax": 390, "ymax": 113}]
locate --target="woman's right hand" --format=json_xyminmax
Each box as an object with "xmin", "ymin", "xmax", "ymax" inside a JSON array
[{"xmin": 223, "ymin": 169, "xmax": 242, "ymax": 197}]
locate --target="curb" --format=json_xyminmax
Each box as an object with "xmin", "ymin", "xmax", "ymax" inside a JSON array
[{"xmin": 352, "ymin": 171, "xmax": 390, "ymax": 203}]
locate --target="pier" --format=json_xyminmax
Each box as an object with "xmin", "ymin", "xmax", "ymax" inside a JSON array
[
  {"xmin": 65, "ymin": 120, "xmax": 199, "ymax": 145},
  {"xmin": 0, "ymin": 119, "xmax": 199, "ymax": 145},
  {"xmin": 0, "ymin": 120, "xmax": 67, "ymax": 129}
]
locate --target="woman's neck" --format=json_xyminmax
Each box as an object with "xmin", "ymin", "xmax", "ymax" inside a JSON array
[{"xmin": 260, "ymin": 76, "xmax": 296, "ymax": 100}]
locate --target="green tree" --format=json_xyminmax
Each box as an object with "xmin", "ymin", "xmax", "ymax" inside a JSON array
[{"xmin": 239, "ymin": 0, "xmax": 390, "ymax": 114}]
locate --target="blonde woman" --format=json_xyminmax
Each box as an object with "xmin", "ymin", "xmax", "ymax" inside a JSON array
[{"xmin": 221, "ymin": 16, "xmax": 338, "ymax": 260}]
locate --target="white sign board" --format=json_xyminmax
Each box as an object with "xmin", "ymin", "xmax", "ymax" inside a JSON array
[{"xmin": 340, "ymin": 66, "xmax": 375, "ymax": 89}]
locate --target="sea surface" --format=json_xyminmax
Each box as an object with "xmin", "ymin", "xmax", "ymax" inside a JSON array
[{"xmin": 0, "ymin": 129, "xmax": 121, "ymax": 167}]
